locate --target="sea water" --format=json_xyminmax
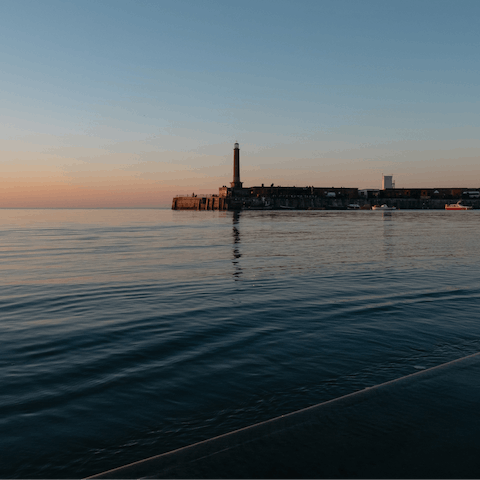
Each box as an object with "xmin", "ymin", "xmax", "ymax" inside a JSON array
[{"xmin": 1, "ymin": 209, "xmax": 479, "ymax": 478}]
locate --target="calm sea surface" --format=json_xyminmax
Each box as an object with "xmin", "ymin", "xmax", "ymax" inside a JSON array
[{"xmin": 1, "ymin": 209, "xmax": 479, "ymax": 478}]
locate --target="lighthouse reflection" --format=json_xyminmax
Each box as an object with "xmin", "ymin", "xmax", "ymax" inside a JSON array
[
  {"xmin": 381, "ymin": 211, "xmax": 395, "ymax": 261},
  {"xmin": 232, "ymin": 211, "xmax": 242, "ymax": 280}
]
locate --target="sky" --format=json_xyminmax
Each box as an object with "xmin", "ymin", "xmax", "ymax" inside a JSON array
[{"xmin": 1, "ymin": 0, "xmax": 479, "ymax": 207}]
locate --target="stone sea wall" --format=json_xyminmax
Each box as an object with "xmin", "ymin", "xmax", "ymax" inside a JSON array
[{"xmin": 172, "ymin": 195, "xmax": 480, "ymax": 210}]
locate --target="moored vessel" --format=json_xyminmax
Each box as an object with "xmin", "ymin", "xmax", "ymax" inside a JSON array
[
  {"xmin": 372, "ymin": 204, "xmax": 396, "ymax": 211},
  {"xmin": 445, "ymin": 201, "xmax": 472, "ymax": 210}
]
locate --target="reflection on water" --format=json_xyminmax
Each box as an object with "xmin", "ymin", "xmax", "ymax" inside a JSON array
[
  {"xmin": 232, "ymin": 211, "xmax": 242, "ymax": 280},
  {"xmin": 381, "ymin": 212, "xmax": 395, "ymax": 261}
]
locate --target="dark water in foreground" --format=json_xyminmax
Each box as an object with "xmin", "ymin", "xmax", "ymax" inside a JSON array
[{"xmin": 1, "ymin": 209, "xmax": 479, "ymax": 478}]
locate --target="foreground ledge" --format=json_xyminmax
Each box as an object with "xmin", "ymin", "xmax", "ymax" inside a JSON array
[{"xmin": 88, "ymin": 352, "xmax": 480, "ymax": 479}]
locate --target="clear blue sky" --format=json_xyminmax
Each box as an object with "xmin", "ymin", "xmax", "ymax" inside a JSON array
[{"xmin": 1, "ymin": 0, "xmax": 479, "ymax": 206}]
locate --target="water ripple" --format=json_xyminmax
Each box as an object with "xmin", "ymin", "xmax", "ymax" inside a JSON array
[{"xmin": 1, "ymin": 209, "xmax": 480, "ymax": 477}]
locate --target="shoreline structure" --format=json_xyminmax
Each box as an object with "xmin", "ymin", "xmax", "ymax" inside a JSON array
[{"xmin": 172, "ymin": 143, "xmax": 480, "ymax": 210}]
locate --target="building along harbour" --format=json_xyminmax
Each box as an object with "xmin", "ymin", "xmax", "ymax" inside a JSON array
[{"xmin": 172, "ymin": 144, "xmax": 480, "ymax": 211}]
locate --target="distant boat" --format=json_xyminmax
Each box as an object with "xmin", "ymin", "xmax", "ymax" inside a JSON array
[
  {"xmin": 445, "ymin": 201, "xmax": 472, "ymax": 210},
  {"xmin": 279, "ymin": 205, "xmax": 296, "ymax": 209},
  {"xmin": 347, "ymin": 203, "xmax": 360, "ymax": 210},
  {"xmin": 372, "ymin": 204, "xmax": 396, "ymax": 211}
]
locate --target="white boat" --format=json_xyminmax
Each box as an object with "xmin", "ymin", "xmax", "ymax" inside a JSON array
[
  {"xmin": 445, "ymin": 201, "xmax": 472, "ymax": 210},
  {"xmin": 372, "ymin": 204, "xmax": 396, "ymax": 211},
  {"xmin": 347, "ymin": 203, "xmax": 360, "ymax": 210}
]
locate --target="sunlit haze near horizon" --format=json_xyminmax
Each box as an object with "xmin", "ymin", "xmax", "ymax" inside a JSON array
[{"xmin": 1, "ymin": 0, "xmax": 479, "ymax": 208}]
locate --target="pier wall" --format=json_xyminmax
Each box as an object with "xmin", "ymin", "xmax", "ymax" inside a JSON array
[
  {"xmin": 172, "ymin": 196, "xmax": 239, "ymax": 211},
  {"xmin": 172, "ymin": 195, "xmax": 480, "ymax": 211},
  {"xmin": 249, "ymin": 196, "xmax": 480, "ymax": 210}
]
